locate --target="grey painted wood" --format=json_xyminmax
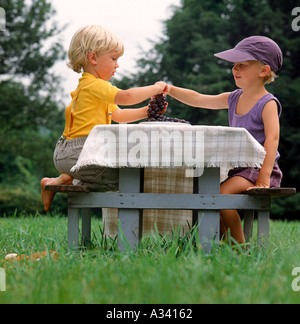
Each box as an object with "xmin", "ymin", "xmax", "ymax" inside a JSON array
[
  {"xmin": 68, "ymin": 192, "xmax": 270, "ymax": 210},
  {"xmin": 47, "ymin": 185, "xmax": 296, "ymax": 197},
  {"xmin": 243, "ymin": 210, "xmax": 255, "ymax": 242},
  {"xmin": 196, "ymin": 167, "xmax": 220, "ymax": 253},
  {"xmin": 198, "ymin": 167, "xmax": 220, "ymax": 194},
  {"xmin": 258, "ymin": 210, "xmax": 270, "ymax": 247},
  {"xmin": 68, "ymin": 208, "xmax": 80, "ymax": 248},
  {"xmin": 82, "ymin": 208, "xmax": 92, "ymax": 246},
  {"xmin": 245, "ymin": 187, "xmax": 296, "ymax": 197},
  {"xmin": 197, "ymin": 211, "xmax": 220, "ymax": 253},
  {"xmin": 117, "ymin": 168, "xmax": 143, "ymax": 251}
]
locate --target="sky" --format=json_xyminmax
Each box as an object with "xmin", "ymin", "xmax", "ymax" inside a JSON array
[{"xmin": 50, "ymin": 0, "xmax": 182, "ymax": 103}]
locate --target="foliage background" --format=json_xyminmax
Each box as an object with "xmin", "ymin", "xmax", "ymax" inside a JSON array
[
  {"xmin": 0, "ymin": 0, "xmax": 66, "ymax": 214},
  {"xmin": 0, "ymin": 0, "xmax": 299, "ymax": 218}
]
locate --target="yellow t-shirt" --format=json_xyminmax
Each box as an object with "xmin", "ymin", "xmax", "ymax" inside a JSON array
[{"xmin": 63, "ymin": 73, "xmax": 120, "ymax": 139}]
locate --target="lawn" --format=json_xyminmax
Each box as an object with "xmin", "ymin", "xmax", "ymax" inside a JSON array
[{"xmin": 0, "ymin": 213, "xmax": 300, "ymax": 304}]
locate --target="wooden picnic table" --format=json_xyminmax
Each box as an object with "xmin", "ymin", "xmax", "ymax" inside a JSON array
[{"xmin": 46, "ymin": 124, "xmax": 295, "ymax": 253}]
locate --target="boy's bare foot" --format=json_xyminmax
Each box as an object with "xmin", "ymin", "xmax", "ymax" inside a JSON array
[
  {"xmin": 40, "ymin": 174, "xmax": 73, "ymax": 212},
  {"xmin": 41, "ymin": 178, "xmax": 56, "ymax": 212},
  {"xmin": 56, "ymin": 174, "xmax": 73, "ymax": 186}
]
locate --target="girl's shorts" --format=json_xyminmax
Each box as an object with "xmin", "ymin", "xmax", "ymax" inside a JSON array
[
  {"xmin": 53, "ymin": 136, "xmax": 119, "ymax": 191},
  {"xmin": 224, "ymin": 161, "xmax": 282, "ymax": 188}
]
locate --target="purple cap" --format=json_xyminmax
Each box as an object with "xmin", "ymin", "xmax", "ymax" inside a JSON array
[{"xmin": 214, "ymin": 36, "xmax": 283, "ymax": 72}]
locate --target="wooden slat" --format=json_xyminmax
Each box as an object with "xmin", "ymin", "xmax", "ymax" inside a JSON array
[
  {"xmin": 45, "ymin": 185, "xmax": 96, "ymax": 193},
  {"xmin": 46, "ymin": 185, "xmax": 296, "ymax": 198},
  {"xmin": 244, "ymin": 188, "xmax": 296, "ymax": 198},
  {"xmin": 67, "ymin": 193, "xmax": 270, "ymax": 210}
]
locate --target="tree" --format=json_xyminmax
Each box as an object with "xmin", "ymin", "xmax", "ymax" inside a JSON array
[
  {"xmin": 115, "ymin": 0, "xmax": 300, "ymax": 218},
  {"xmin": 0, "ymin": 0, "xmax": 66, "ymax": 214}
]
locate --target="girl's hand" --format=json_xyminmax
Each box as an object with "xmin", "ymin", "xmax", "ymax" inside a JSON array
[
  {"xmin": 163, "ymin": 84, "xmax": 172, "ymax": 96},
  {"xmin": 154, "ymin": 81, "xmax": 169, "ymax": 94},
  {"xmin": 247, "ymin": 174, "xmax": 270, "ymax": 190}
]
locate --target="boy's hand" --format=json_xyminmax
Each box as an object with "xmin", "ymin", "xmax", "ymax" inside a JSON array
[
  {"xmin": 161, "ymin": 102, "xmax": 168, "ymax": 115},
  {"xmin": 154, "ymin": 81, "xmax": 169, "ymax": 94}
]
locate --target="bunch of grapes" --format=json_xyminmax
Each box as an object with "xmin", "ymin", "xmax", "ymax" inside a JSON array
[{"xmin": 146, "ymin": 94, "xmax": 190, "ymax": 124}]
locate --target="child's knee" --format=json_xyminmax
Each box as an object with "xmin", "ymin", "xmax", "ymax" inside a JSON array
[{"xmin": 220, "ymin": 182, "xmax": 232, "ymax": 195}]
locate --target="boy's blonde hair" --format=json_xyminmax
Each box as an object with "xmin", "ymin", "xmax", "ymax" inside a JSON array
[{"xmin": 67, "ymin": 25, "xmax": 124, "ymax": 73}]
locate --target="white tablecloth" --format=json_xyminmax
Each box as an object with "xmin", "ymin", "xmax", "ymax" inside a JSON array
[
  {"xmin": 71, "ymin": 124, "xmax": 266, "ymax": 237},
  {"xmin": 72, "ymin": 124, "xmax": 266, "ymax": 179}
]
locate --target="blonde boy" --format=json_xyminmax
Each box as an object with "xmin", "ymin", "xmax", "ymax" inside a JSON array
[{"xmin": 41, "ymin": 25, "xmax": 168, "ymax": 211}]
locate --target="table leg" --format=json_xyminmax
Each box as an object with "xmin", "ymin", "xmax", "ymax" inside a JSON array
[
  {"xmin": 68, "ymin": 207, "xmax": 80, "ymax": 248},
  {"xmin": 258, "ymin": 210, "xmax": 270, "ymax": 247},
  {"xmin": 118, "ymin": 168, "xmax": 143, "ymax": 251},
  {"xmin": 243, "ymin": 210, "xmax": 255, "ymax": 242},
  {"xmin": 82, "ymin": 208, "xmax": 92, "ymax": 246},
  {"xmin": 195, "ymin": 167, "xmax": 220, "ymax": 253}
]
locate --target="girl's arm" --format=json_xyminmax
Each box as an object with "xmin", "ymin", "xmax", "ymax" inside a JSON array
[
  {"xmin": 114, "ymin": 82, "xmax": 168, "ymax": 106},
  {"xmin": 249, "ymin": 100, "xmax": 280, "ymax": 188},
  {"xmin": 167, "ymin": 85, "xmax": 230, "ymax": 109},
  {"xmin": 112, "ymin": 107, "xmax": 148, "ymax": 124}
]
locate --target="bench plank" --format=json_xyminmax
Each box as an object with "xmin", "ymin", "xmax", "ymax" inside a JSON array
[
  {"xmin": 45, "ymin": 185, "xmax": 97, "ymax": 193},
  {"xmin": 244, "ymin": 188, "xmax": 296, "ymax": 198},
  {"xmin": 46, "ymin": 185, "xmax": 296, "ymax": 197},
  {"xmin": 67, "ymin": 192, "xmax": 270, "ymax": 210}
]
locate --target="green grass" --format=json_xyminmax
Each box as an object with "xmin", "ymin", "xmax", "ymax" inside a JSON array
[{"xmin": 0, "ymin": 213, "xmax": 300, "ymax": 304}]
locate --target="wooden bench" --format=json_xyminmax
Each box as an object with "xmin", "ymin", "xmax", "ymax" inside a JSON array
[
  {"xmin": 242, "ymin": 187, "xmax": 296, "ymax": 244},
  {"xmin": 45, "ymin": 178, "xmax": 296, "ymax": 251}
]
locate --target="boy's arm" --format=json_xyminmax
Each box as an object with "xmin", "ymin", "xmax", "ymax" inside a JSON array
[
  {"xmin": 168, "ymin": 85, "xmax": 230, "ymax": 109},
  {"xmin": 114, "ymin": 82, "xmax": 168, "ymax": 106},
  {"xmin": 112, "ymin": 107, "xmax": 148, "ymax": 124},
  {"xmin": 248, "ymin": 100, "xmax": 280, "ymax": 189}
]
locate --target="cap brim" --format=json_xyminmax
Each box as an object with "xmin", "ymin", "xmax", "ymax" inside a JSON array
[{"xmin": 214, "ymin": 49, "xmax": 257, "ymax": 63}]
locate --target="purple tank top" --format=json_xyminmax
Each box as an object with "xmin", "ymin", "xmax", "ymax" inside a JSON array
[{"xmin": 228, "ymin": 89, "xmax": 282, "ymax": 159}]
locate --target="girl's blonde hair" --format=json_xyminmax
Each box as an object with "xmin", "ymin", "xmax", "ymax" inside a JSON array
[
  {"xmin": 257, "ymin": 62, "xmax": 278, "ymax": 84},
  {"xmin": 264, "ymin": 70, "xmax": 277, "ymax": 84},
  {"xmin": 67, "ymin": 25, "xmax": 124, "ymax": 73}
]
